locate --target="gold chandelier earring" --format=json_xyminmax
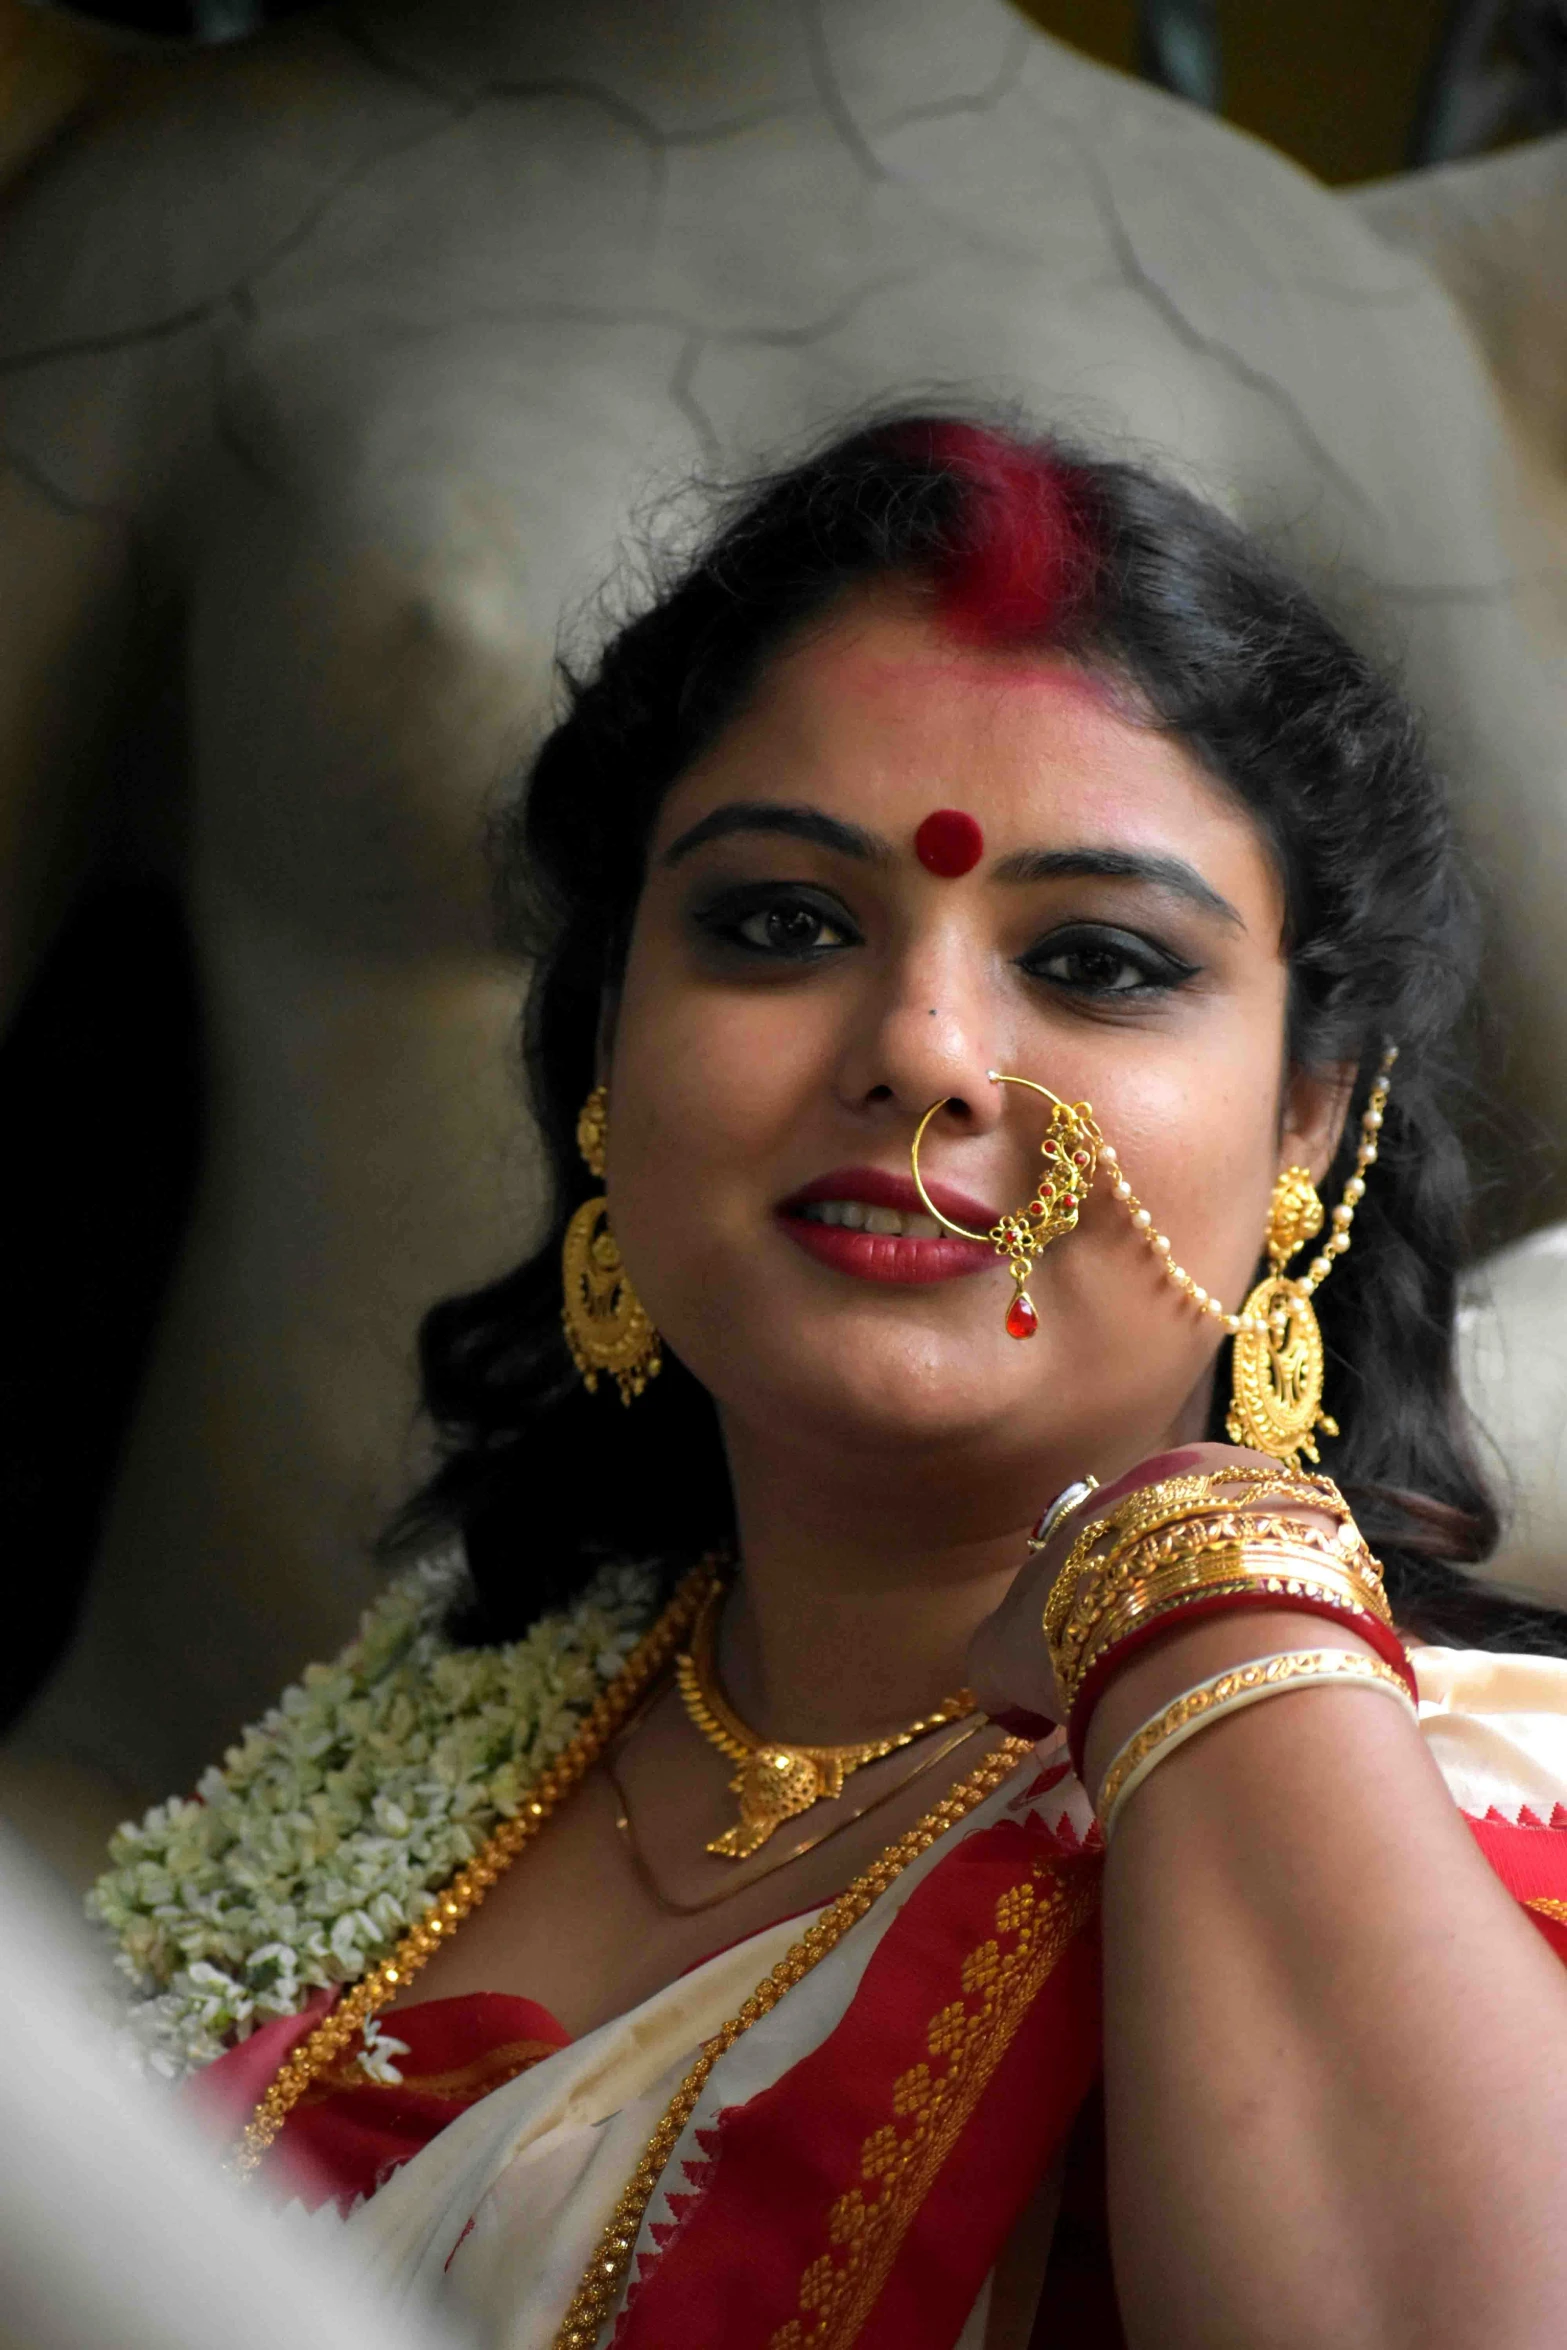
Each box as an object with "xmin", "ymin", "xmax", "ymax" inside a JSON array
[
  {"xmin": 1093, "ymin": 1046, "xmax": 1396, "ymax": 1469},
  {"xmin": 1225, "ymin": 1052, "xmax": 1395, "ymax": 1466},
  {"xmin": 1225, "ymin": 1164, "xmax": 1335, "ymax": 1466},
  {"xmin": 560, "ymin": 1083, "xmax": 662, "ymax": 1405},
  {"xmin": 911, "ymin": 1070, "xmax": 1102, "ymax": 1339}
]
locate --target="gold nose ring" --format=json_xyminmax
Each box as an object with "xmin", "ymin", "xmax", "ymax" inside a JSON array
[{"xmin": 910, "ymin": 1072, "xmax": 1103, "ymax": 1339}]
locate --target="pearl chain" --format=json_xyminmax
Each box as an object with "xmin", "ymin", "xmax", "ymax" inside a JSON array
[{"xmin": 1100, "ymin": 1045, "xmax": 1398, "ymax": 1334}]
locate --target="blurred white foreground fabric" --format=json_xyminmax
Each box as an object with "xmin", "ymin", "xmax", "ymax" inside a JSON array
[{"xmin": 0, "ymin": 1831, "xmax": 451, "ymax": 2350}]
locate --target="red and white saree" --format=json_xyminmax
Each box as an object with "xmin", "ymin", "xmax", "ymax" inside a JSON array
[{"xmin": 200, "ymin": 1644, "xmax": 1567, "ymax": 2350}]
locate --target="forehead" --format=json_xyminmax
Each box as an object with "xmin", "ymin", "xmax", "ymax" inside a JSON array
[{"xmin": 657, "ymin": 591, "xmax": 1278, "ymax": 909}]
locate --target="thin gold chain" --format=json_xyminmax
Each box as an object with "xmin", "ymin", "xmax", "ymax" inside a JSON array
[
  {"xmin": 676, "ymin": 1579, "xmax": 975, "ymax": 1769},
  {"xmin": 606, "ymin": 1713, "xmax": 990, "ymax": 1916},
  {"xmin": 228, "ymin": 1557, "xmax": 722, "ymax": 2178},
  {"xmin": 549, "ymin": 1733, "xmax": 1034, "ymax": 2350}
]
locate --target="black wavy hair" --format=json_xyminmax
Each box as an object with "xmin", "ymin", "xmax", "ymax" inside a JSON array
[{"xmin": 398, "ymin": 413, "xmax": 1565, "ymax": 1658}]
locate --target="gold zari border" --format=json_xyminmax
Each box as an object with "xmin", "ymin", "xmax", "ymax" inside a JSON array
[
  {"xmin": 767, "ymin": 1858, "xmax": 1097, "ymax": 2350},
  {"xmin": 549, "ymin": 1737, "xmax": 1034, "ymax": 2350}
]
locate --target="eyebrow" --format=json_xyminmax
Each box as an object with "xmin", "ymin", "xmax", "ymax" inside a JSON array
[
  {"xmin": 660, "ymin": 801, "xmax": 890, "ymax": 869},
  {"xmin": 990, "ymin": 844, "xmax": 1244, "ymax": 927},
  {"xmin": 660, "ymin": 802, "xmax": 1242, "ymax": 927}
]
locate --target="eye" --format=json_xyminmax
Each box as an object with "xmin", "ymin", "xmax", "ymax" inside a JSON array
[
  {"xmin": 694, "ymin": 884, "xmax": 860, "ymax": 962},
  {"xmin": 1019, "ymin": 923, "xmax": 1196, "ymax": 998},
  {"xmin": 737, "ymin": 903, "xmax": 846, "ymax": 955}
]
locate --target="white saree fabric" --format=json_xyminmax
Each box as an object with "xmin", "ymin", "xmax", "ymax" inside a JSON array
[
  {"xmin": 1412, "ymin": 1644, "xmax": 1567, "ymax": 1820},
  {"xmin": 333, "ymin": 1757, "xmax": 1082, "ymax": 2348},
  {"xmin": 322, "ymin": 1651, "xmax": 1567, "ymax": 2350}
]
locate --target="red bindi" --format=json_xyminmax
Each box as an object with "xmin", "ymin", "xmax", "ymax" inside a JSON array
[{"xmin": 914, "ymin": 809, "xmax": 984, "ymax": 878}]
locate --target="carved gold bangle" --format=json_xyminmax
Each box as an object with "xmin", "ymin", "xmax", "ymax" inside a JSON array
[
  {"xmin": 1096, "ymin": 1647, "xmax": 1418, "ymax": 1841},
  {"xmin": 1068, "ymin": 1533, "xmax": 1389, "ymax": 1656},
  {"xmin": 1044, "ymin": 1465, "xmax": 1351, "ymax": 1646},
  {"xmin": 1052, "ymin": 1503, "xmax": 1378, "ymax": 1627},
  {"xmin": 1069, "ymin": 1557, "xmax": 1393, "ymax": 1707},
  {"xmin": 1050, "ymin": 1518, "xmax": 1387, "ymax": 1698}
]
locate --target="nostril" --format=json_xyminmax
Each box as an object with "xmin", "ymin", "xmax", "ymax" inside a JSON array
[{"xmin": 945, "ymin": 1095, "xmax": 973, "ymax": 1121}]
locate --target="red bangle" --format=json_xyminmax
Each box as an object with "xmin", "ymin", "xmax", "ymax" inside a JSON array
[{"xmin": 1066, "ymin": 1589, "xmax": 1416, "ymax": 1779}]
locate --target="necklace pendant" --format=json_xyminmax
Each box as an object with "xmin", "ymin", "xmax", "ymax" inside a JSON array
[{"xmin": 707, "ymin": 1745, "xmax": 826, "ymax": 1859}]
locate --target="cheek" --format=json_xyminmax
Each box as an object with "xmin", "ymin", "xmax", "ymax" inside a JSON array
[
  {"xmin": 601, "ymin": 940, "xmax": 832, "ymax": 1278},
  {"xmin": 1088, "ymin": 1019, "xmax": 1283, "ymax": 1302}
]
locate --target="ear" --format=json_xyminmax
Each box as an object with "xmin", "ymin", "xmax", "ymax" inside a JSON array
[{"xmin": 1279, "ymin": 1060, "xmax": 1356, "ymax": 1186}]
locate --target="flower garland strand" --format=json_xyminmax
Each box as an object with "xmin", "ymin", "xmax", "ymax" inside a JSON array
[
  {"xmin": 233, "ymin": 1561, "xmax": 717, "ymax": 2175},
  {"xmin": 88, "ymin": 1550, "xmax": 667, "ymax": 2083}
]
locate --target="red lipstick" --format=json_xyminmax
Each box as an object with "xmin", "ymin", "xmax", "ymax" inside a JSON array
[{"xmin": 776, "ymin": 1165, "xmax": 999, "ymax": 1287}]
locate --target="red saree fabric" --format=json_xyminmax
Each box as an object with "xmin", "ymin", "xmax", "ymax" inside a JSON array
[
  {"xmin": 187, "ymin": 1789, "xmax": 1567, "ymax": 2346},
  {"xmin": 192, "ymin": 1990, "xmax": 570, "ymax": 2214},
  {"xmin": 610, "ymin": 1816, "xmax": 1103, "ymax": 2349}
]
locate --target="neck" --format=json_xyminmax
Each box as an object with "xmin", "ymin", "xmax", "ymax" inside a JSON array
[
  {"xmin": 712, "ymin": 1354, "xmax": 1218, "ymax": 1746},
  {"xmin": 712, "ymin": 1416, "xmax": 1131, "ymax": 1748}
]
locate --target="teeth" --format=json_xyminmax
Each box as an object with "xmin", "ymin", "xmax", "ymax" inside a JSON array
[{"xmin": 797, "ymin": 1201, "xmax": 943, "ymax": 1239}]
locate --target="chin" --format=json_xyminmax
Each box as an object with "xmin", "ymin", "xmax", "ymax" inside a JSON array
[{"xmin": 702, "ymin": 1302, "xmax": 1067, "ymax": 1452}]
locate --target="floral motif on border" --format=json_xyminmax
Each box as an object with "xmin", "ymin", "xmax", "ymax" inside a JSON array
[{"xmin": 767, "ymin": 1856, "xmax": 1096, "ymax": 2350}]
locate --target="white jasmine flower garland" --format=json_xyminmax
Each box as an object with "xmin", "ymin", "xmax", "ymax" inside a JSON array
[{"xmin": 87, "ymin": 1549, "xmax": 659, "ymax": 2083}]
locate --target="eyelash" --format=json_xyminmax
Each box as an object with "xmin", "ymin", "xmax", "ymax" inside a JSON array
[
  {"xmin": 1017, "ymin": 923, "xmax": 1198, "ymax": 999},
  {"xmin": 691, "ymin": 887, "xmax": 1198, "ymax": 998},
  {"xmin": 693, "ymin": 884, "xmax": 861, "ymax": 963}
]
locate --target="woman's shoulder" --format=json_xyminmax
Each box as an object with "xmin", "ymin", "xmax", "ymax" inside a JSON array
[{"xmin": 86, "ymin": 1550, "xmax": 661, "ymax": 2083}]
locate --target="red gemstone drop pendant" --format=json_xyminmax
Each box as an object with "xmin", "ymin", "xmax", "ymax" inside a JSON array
[{"xmin": 1006, "ymin": 1288, "xmax": 1039, "ymax": 1340}]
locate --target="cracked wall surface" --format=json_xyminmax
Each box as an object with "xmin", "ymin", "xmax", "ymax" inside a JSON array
[{"xmin": 2, "ymin": 0, "xmax": 1564, "ymax": 1849}]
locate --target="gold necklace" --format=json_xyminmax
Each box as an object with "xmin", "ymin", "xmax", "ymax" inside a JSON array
[
  {"xmin": 607, "ymin": 1711, "xmax": 989, "ymax": 1916},
  {"xmin": 231, "ymin": 1557, "xmax": 1023, "ymax": 2192},
  {"xmin": 675, "ymin": 1579, "xmax": 977, "ymax": 1858}
]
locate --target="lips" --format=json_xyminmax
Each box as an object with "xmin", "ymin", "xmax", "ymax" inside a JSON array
[{"xmin": 776, "ymin": 1164, "xmax": 1001, "ymax": 1287}]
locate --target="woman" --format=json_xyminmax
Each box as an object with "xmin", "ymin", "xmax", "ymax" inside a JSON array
[{"xmin": 94, "ymin": 419, "xmax": 1567, "ymax": 2349}]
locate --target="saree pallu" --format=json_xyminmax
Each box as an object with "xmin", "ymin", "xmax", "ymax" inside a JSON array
[{"xmin": 264, "ymin": 1645, "xmax": 1567, "ymax": 2350}]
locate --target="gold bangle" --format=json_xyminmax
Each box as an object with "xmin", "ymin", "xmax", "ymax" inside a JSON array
[
  {"xmin": 1075, "ymin": 1541, "xmax": 1388, "ymax": 1650},
  {"xmin": 1041, "ymin": 1465, "xmax": 1340, "ymax": 1646},
  {"xmin": 1106, "ymin": 1517, "xmax": 1378, "ymax": 1594},
  {"xmin": 1070, "ymin": 1565, "xmax": 1394, "ymax": 1708},
  {"xmin": 1096, "ymin": 1646, "xmax": 1418, "ymax": 1841},
  {"xmin": 1049, "ymin": 1483, "xmax": 1365, "ymax": 1654},
  {"xmin": 1050, "ymin": 1519, "xmax": 1387, "ymax": 1698}
]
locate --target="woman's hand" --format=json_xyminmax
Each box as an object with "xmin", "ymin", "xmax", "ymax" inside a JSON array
[{"xmin": 965, "ymin": 1439, "xmax": 1292, "ymax": 1737}]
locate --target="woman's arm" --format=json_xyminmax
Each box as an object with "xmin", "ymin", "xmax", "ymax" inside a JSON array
[
  {"xmin": 1086, "ymin": 1607, "xmax": 1567, "ymax": 2350},
  {"xmin": 970, "ymin": 1447, "xmax": 1567, "ymax": 2350}
]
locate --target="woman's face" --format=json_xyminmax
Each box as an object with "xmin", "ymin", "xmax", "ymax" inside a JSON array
[{"xmin": 608, "ymin": 585, "xmax": 1344, "ymax": 1501}]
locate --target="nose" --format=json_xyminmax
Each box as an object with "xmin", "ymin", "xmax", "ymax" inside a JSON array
[{"xmin": 830, "ymin": 927, "xmax": 1008, "ymax": 1140}]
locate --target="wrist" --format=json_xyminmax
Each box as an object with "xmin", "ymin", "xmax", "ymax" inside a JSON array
[{"xmin": 1080, "ymin": 1607, "xmax": 1384, "ymax": 1804}]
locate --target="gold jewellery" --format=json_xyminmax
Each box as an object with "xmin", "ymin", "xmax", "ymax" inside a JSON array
[
  {"xmin": 911, "ymin": 1072, "xmax": 1102, "ymax": 1340},
  {"xmin": 1043, "ymin": 1463, "xmax": 1393, "ymax": 1712},
  {"xmin": 1224, "ymin": 1053, "xmax": 1395, "ymax": 1465},
  {"xmin": 606, "ymin": 1711, "xmax": 987, "ymax": 1915},
  {"xmin": 676, "ymin": 1578, "xmax": 977, "ymax": 1859},
  {"xmin": 229, "ymin": 1558, "xmax": 723, "ymax": 2176},
  {"xmin": 912, "ymin": 1049, "xmax": 1398, "ymax": 1469},
  {"xmin": 231, "ymin": 1553, "xmax": 1030, "ymax": 2244},
  {"xmin": 1095, "ymin": 1646, "xmax": 1417, "ymax": 1841},
  {"xmin": 561, "ymin": 1083, "xmax": 662, "ymax": 1405}
]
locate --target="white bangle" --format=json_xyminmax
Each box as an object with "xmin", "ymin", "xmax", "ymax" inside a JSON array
[{"xmin": 1097, "ymin": 1646, "xmax": 1418, "ymax": 1842}]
